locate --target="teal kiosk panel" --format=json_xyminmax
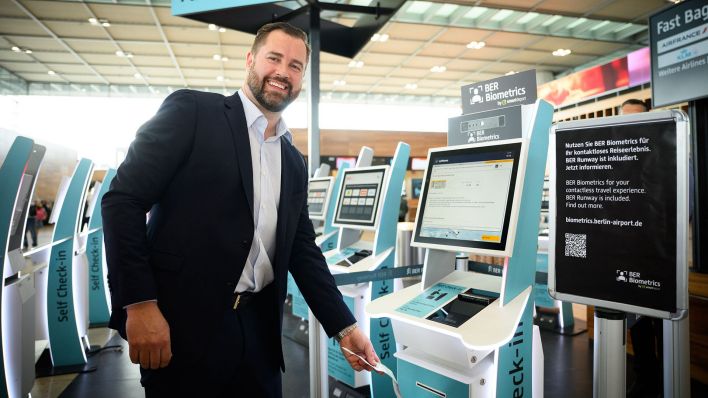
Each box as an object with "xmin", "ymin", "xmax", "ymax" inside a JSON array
[
  {"xmin": 87, "ymin": 169, "xmax": 116, "ymax": 326},
  {"xmin": 46, "ymin": 158, "xmax": 94, "ymax": 367},
  {"xmin": 0, "ymin": 137, "xmax": 45, "ymax": 397}
]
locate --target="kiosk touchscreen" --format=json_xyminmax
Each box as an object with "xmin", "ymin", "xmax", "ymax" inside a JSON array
[
  {"xmin": 332, "ymin": 167, "xmax": 386, "ymax": 231},
  {"xmin": 413, "ymin": 141, "xmax": 523, "ymax": 257},
  {"xmin": 307, "ymin": 177, "xmax": 333, "ymax": 221}
]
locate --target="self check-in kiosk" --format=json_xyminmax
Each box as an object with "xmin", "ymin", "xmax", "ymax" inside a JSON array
[
  {"xmin": 548, "ymin": 110, "xmax": 691, "ymax": 398},
  {"xmin": 311, "ymin": 142, "xmax": 408, "ymax": 398},
  {"xmin": 1, "ymin": 136, "xmax": 45, "ymax": 398},
  {"xmin": 367, "ymin": 70, "xmax": 553, "ymax": 397}
]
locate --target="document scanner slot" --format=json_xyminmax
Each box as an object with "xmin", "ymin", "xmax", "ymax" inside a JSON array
[
  {"xmin": 426, "ymin": 288, "xmax": 496, "ymax": 328},
  {"xmin": 336, "ymin": 249, "xmax": 373, "ymax": 267},
  {"xmin": 415, "ymin": 381, "xmax": 447, "ymax": 398}
]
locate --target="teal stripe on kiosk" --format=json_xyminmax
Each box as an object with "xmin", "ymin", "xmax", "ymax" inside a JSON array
[
  {"xmin": 87, "ymin": 169, "xmax": 116, "ymax": 326},
  {"xmin": 496, "ymin": 101, "xmax": 553, "ymax": 397},
  {"xmin": 0, "ymin": 137, "xmax": 35, "ymax": 398},
  {"xmin": 47, "ymin": 158, "xmax": 93, "ymax": 367},
  {"xmin": 370, "ymin": 143, "xmax": 409, "ymax": 398}
]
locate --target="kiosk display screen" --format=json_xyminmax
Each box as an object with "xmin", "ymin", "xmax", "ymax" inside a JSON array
[
  {"xmin": 307, "ymin": 178, "xmax": 332, "ymax": 220},
  {"xmin": 413, "ymin": 142, "xmax": 522, "ymax": 254},
  {"xmin": 333, "ymin": 167, "xmax": 387, "ymax": 229}
]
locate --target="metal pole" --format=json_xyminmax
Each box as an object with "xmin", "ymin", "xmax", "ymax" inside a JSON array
[
  {"xmin": 306, "ymin": 4, "xmax": 321, "ymax": 177},
  {"xmin": 307, "ymin": 9, "xmax": 325, "ymax": 398},
  {"xmin": 593, "ymin": 308, "xmax": 626, "ymax": 398},
  {"xmin": 663, "ymin": 316, "xmax": 691, "ymax": 397}
]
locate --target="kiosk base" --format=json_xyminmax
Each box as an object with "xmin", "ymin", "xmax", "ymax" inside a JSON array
[{"xmin": 35, "ymin": 348, "xmax": 96, "ymax": 377}]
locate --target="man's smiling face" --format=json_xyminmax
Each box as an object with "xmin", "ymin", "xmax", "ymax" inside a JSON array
[{"xmin": 245, "ymin": 29, "xmax": 307, "ymax": 113}]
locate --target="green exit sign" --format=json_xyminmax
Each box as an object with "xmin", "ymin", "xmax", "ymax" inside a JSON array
[{"xmin": 172, "ymin": 0, "xmax": 278, "ymax": 16}]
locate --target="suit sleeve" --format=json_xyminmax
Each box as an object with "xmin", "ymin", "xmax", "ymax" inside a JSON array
[
  {"xmin": 288, "ymin": 162, "xmax": 356, "ymax": 338},
  {"xmin": 101, "ymin": 90, "xmax": 197, "ymax": 309}
]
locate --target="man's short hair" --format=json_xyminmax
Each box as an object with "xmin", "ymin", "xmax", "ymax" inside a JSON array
[
  {"xmin": 621, "ymin": 98, "xmax": 648, "ymax": 111},
  {"xmin": 251, "ymin": 22, "xmax": 311, "ymax": 59}
]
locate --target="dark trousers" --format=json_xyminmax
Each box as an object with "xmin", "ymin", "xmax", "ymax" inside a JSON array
[
  {"xmin": 140, "ymin": 285, "xmax": 282, "ymax": 398},
  {"xmin": 24, "ymin": 217, "xmax": 37, "ymax": 248}
]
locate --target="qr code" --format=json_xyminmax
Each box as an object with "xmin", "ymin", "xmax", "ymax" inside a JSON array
[{"xmin": 565, "ymin": 233, "xmax": 587, "ymax": 258}]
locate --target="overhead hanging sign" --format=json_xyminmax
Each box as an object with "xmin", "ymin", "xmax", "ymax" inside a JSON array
[
  {"xmin": 172, "ymin": 0, "xmax": 278, "ymax": 16},
  {"xmin": 650, "ymin": 0, "xmax": 708, "ymax": 107},
  {"xmin": 461, "ymin": 69, "xmax": 537, "ymax": 114}
]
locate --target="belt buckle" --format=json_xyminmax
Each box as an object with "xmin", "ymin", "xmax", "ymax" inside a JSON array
[{"xmin": 233, "ymin": 293, "xmax": 242, "ymax": 310}]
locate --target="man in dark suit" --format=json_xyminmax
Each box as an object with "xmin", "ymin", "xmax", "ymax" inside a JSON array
[{"xmin": 102, "ymin": 22, "xmax": 378, "ymax": 397}]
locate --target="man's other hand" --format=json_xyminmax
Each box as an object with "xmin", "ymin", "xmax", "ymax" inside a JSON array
[
  {"xmin": 339, "ymin": 327, "xmax": 380, "ymax": 372},
  {"xmin": 125, "ymin": 301, "xmax": 172, "ymax": 369}
]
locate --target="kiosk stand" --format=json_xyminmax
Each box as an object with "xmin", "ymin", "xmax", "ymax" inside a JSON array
[
  {"xmin": 309, "ymin": 142, "xmax": 408, "ymax": 398},
  {"xmin": 43, "ymin": 158, "xmax": 94, "ymax": 371},
  {"xmin": 1, "ymin": 136, "xmax": 46, "ymax": 398},
  {"xmin": 548, "ymin": 110, "xmax": 691, "ymax": 398},
  {"xmin": 367, "ymin": 93, "xmax": 553, "ymax": 397},
  {"xmin": 85, "ymin": 169, "xmax": 116, "ymax": 326}
]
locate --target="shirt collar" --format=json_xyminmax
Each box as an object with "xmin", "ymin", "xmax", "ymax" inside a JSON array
[{"xmin": 237, "ymin": 89, "xmax": 292, "ymax": 143}]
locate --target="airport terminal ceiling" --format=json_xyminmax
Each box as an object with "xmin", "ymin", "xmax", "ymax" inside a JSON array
[{"xmin": 0, "ymin": 0, "xmax": 673, "ymax": 104}]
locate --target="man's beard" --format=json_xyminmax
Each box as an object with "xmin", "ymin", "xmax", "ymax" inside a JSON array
[{"xmin": 247, "ymin": 66, "xmax": 299, "ymax": 112}]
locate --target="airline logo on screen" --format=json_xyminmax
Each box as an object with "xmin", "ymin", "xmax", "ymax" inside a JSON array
[{"xmin": 615, "ymin": 269, "xmax": 661, "ymax": 291}]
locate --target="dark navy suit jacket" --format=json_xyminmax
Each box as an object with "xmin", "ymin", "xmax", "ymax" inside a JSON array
[{"xmin": 102, "ymin": 89, "xmax": 355, "ymax": 368}]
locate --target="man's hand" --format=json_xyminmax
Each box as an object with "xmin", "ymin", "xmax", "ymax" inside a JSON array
[
  {"xmin": 125, "ymin": 301, "xmax": 172, "ymax": 369},
  {"xmin": 339, "ymin": 327, "xmax": 379, "ymax": 372}
]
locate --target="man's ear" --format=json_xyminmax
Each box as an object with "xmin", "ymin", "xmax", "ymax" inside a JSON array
[{"xmin": 246, "ymin": 51, "xmax": 254, "ymax": 69}]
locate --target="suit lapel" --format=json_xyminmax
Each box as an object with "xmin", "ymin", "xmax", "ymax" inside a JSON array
[
  {"xmin": 223, "ymin": 94, "xmax": 253, "ymax": 215},
  {"xmin": 275, "ymin": 141, "xmax": 293, "ymax": 269}
]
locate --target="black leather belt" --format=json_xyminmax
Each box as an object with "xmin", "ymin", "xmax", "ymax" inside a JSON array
[{"xmin": 232, "ymin": 290, "xmax": 256, "ymax": 310}]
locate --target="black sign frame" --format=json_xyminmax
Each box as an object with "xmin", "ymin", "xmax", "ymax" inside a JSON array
[{"xmin": 548, "ymin": 110, "xmax": 690, "ymax": 320}]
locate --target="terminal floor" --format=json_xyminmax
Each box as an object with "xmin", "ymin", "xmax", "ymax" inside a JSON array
[{"xmin": 32, "ymin": 313, "xmax": 708, "ymax": 398}]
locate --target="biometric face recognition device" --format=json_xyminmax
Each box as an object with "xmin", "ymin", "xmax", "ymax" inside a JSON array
[
  {"xmin": 314, "ymin": 142, "xmax": 409, "ymax": 398},
  {"xmin": 367, "ymin": 98, "xmax": 554, "ymax": 397},
  {"xmin": 548, "ymin": 110, "xmax": 691, "ymax": 398},
  {"xmin": 1, "ymin": 136, "xmax": 45, "ymax": 398}
]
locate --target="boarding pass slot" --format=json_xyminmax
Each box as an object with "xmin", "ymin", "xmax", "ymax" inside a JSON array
[{"xmin": 416, "ymin": 381, "xmax": 447, "ymax": 397}]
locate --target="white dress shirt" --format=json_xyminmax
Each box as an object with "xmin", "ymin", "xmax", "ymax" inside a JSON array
[{"xmin": 235, "ymin": 89, "xmax": 291, "ymax": 293}]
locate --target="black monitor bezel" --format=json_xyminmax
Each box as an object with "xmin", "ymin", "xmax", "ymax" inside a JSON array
[
  {"xmin": 307, "ymin": 177, "xmax": 333, "ymax": 219},
  {"xmin": 332, "ymin": 167, "xmax": 387, "ymax": 229},
  {"xmin": 412, "ymin": 142, "xmax": 523, "ymax": 253}
]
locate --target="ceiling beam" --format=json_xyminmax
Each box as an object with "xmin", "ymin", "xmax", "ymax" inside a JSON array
[{"xmin": 145, "ymin": 0, "xmax": 188, "ymax": 87}]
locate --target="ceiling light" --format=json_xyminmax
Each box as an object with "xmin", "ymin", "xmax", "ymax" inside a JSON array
[
  {"xmin": 466, "ymin": 41, "xmax": 485, "ymax": 50},
  {"xmin": 430, "ymin": 65, "xmax": 446, "ymax": 73},
  {"xmin": 567, "ymin": 17, "xmax": 587, "ymax": 29},
  {"xmin": 116, "ymin": 50, "xmax": 133, "ymax": 58},
  {"xmin": 134, "ymin": 73, "xmax": 142, "ymax": 79},
  {"xmin": 506, "ymin": 71, "xmax": 517, "ymax": 76},
  {"xmin": 216, "ymin": 75, "xmax": 224, "ymax": 81},
  {"xmin": 213, "ymin": 54, "xmax": 222, "ymax": 61},
  {"xmin": 90, "ymin": 18, "xmax": 110, "ymax": 27},
  {"xmin": 491, "ymin": 9, "xmax": 514, "ymax": 22},
  {"xmin": 221, "ymin": 57, "xmax": 228, "ymax": 62},
  {"xmin": 348, "ymin": 60, "xmax": 364, "ymax": 68},
  {"xmin": 590, "ymin": 20, "xmax": 611, "ymax": 31},
  {"xmin": 552, "ymin": 48, "xmax": 572, "ymax": 57},
  {"xmin": 208, "ymin": 24, "xmax": 217, "ymax": 31},
  {"xmin": 404, "ymin": 83, "xmax": 418, "ymax": 90},
  {"xmin": 463, "ymin": 7, "xmax": 488, "ymax": 19},
  {"xmin": 542, "ymin": 15, "xmax": 562, "ymax": 27},
  {"xmin": 370, "ymin": 33, "xmax": 389, "ymax": 42},
  {"xmin": 517, "ymin": 12, "xmax": 539, "ymax": 24},
  {"xmin": 333, "ymin": 80, "xmax": 346, "ymax": 86},
  {"xmin": 47, "ymin": 70, "xmax": 56, "ymax": 75},
  {"xmin": 219, "ymin": 27, "xmax": 226, "ymax": 33},
  {"xmin": 11, "ymin": 46, "xmax": 20, "ymax": 52},
  {"xmin": 24, "ymin": 49, "xmax": 32, "ymax": 54}
]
